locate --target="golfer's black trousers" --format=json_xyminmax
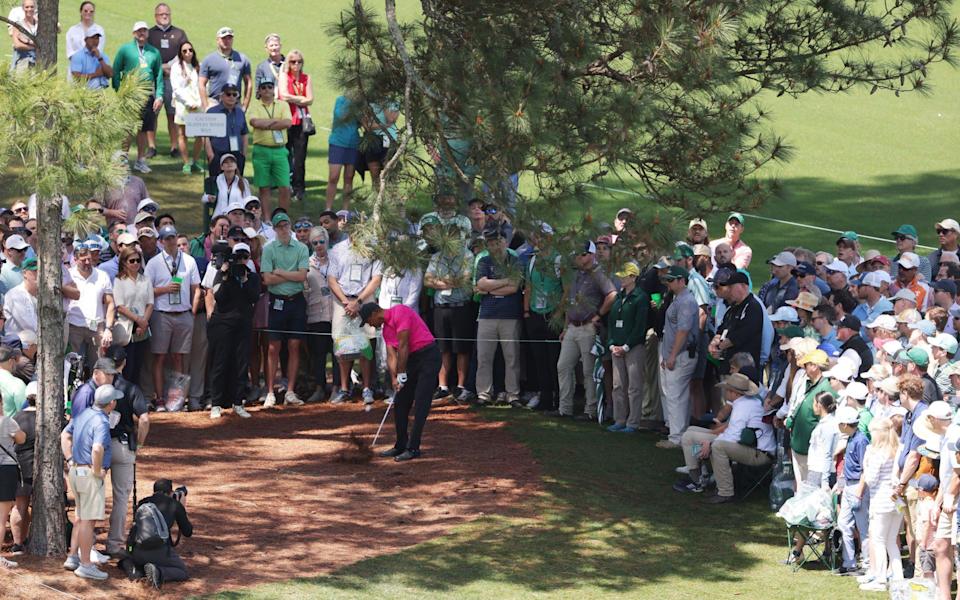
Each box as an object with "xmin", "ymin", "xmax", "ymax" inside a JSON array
[{"xmin": 393, "ymin": 343, "xmax": 441, "ymax": 452}]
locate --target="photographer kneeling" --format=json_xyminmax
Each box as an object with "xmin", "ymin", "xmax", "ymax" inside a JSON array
[
  {"xmin": 123, "ymin": 478, "xmax": 193, "ymax": 590},
  {"xmin": 204, "ymin": 242, "xmax": 261, "ymax": 418}
]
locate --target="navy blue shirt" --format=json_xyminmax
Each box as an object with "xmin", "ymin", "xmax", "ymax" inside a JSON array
[
  {"xmin": 70, "ymin": 380, "xmax": 97, "ymax": 420},
  {"xmin": 476, "ymin": 253, "xmax": 523, "ymax": 319},
  {"xmin": 843, "ymin": 429, "xmax": 869, "ymax": 481},
  {"xmin": 898, "ymin": 401, "xmax": 929, "ymax": 470},
  {"xmin": 206, "ymin": 104, "xmax": 249, "ymax": 155}
]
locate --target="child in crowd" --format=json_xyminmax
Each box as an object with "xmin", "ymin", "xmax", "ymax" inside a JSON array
[{"xmin": 913, "ymin": 474, "xmax": 938, "ymax": 581}]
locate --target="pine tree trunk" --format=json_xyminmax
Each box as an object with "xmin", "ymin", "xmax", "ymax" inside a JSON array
[
  {"xmin": 35, "ymin": 0, "xmax": 58, "ymax": 69},
  {"xmin": 28, "ymin": 176, "xmax": 68, "ymax": 556}
]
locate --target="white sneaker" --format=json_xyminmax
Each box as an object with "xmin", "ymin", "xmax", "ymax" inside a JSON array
[
  {"xmin": 675, "ymin": 465, "xmax": 691, "ymax": 475},
  {"xmin": 362, "ymin": 388, "xmax": 375, "ymax": 405},
  {"xmin": 210, "ymin": 406, "xmax": 223, "ymax": 419},
  {"xmin": 331, "ymin": 390, "xmax": 349, "ymax": 404},
  {"xmin": 525, "ymin": 393, "xmax": 541, "ymax": 409},
  {"xmin": 856, "ymin": 573, "xmax": 875, "ymax": 584},
  {"xmin": 0, "ymin": 556, "xmax": 17, "ymax": 568},
  {"xmin": 263, "ymin": 392, "xmax": 277, "ymax": 408},
  {"xmin": 74, "ymin": 563, "xmax": 108, "ymax": 580},
  {"xmin": 233, "ymin": 405, "xmax": 251, "ymax": 418},
  {"xmin": 133, "ymin": 159, "xmax": 151, "ymax": 174},
  {"xmin": 89, "ymin": 548, "xmax": 110, "ymax": 565},
  {"xmin": 285, "ymin": 391, "xmax": 304, "ymax": 406},
  {"xmin": 63, "ymin": 554, "xmax": 80, "ymax": 570},
  {"xmin": 858, "ymin": 580, "xmax": 886, "ymax": 592}
]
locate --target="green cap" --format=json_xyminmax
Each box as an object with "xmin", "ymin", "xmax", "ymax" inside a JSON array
[
  {"xmin": 420, "ymin": 214, "xmax": 441, "ymax": 227},
  {"xmin": 892, "ymin": 224, "xmax": 918, "ymax": 241},
  {"xmin": 727, "ymin": 212, "xmax": 744, "ymax": 224},
  {"xmin": 662, "ymin": 265, "xmax": 689, "ymax": 282},
  {"xmin": 672, "ymin": 244, "xmax": 694, "ymax": 260},
  {"xmin": 21, "ymin": 257, "xmax": 37, "ymax": 271},
  {"xmin": 271, "ymin": 212, "xmax": 291, "ymax": 226},
  {"xmin": 837, "ymin": 230, "xmax": 859, "ymax": 243},
  {"xmin": 905, "ymin": 346, "xmax": 930, "ymax": 367},
  {"xmin": 775, "ymin": 325, "xmax": 804, "ymax": 339}
]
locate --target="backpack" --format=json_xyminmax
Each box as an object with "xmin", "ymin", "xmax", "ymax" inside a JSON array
[{"xmin": 130, "ymin": 502, "xmax": 169, "ymax": 551}]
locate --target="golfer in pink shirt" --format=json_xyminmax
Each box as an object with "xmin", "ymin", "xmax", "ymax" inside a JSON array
[{"xmin": 359, "ymin": 302, "xmax": 441, "ymax": 462}]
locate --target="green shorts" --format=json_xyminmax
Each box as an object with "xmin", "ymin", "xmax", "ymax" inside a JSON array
[{"xmin": 252, "ymin": 144, "xmax": 291, "ymax": 188}]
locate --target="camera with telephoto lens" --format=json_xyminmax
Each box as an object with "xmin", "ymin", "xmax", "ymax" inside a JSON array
[
  {"xmin": 173, "ymin": 485, "xmax": 188, "ymax": 502},
  {"xmin": 211, "ymin": 241, "xmax": 232, "ymax": 269}
]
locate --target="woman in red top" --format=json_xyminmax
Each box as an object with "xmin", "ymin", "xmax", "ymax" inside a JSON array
[{"xmin": 278, "ymin": 49, "xmax": 313, "ymax": 202}]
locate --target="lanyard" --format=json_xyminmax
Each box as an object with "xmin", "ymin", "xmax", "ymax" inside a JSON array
[
  {"xmin": 166, "ymin": 250, "xmax": 180, "ymax": 278},
  {"xmin": 137, "ymin": 44, "xmax": 146, "ymax": 64},
  {"xmin": 264, "ymin": 102, "xmax": 276, "ymax": 119}
]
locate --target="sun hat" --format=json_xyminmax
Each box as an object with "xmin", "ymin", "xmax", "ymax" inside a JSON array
[
  {"xmin": 716, "ymin": 373, "xmax": 758, "ymax": 396},
  {"xmin": 786, "ymin": 291, "xmax": 819, "ymax": 312}
]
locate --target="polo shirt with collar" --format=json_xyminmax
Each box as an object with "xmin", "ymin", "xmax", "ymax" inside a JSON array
[
  {"xmin": 0, "ymin": 368, "xmax": 25, "ymax": 417},
  {"xmin": 206, "ymin": 103, "xmax": 249, "ymax": 155},
  {"xmin": 0, "ymin": 261, "xmax": 23, "ymax": 296},
  {"xmin": 261, "ymin": 236, "xmax": 309, "ymax": 297},
  {"xmin": 144, "ymin": 248, "xmax": 200, "ymax": 312},
  {"xmin": 69, "ymin": 47, "xmax": 111, "ymax": 89},
  {"xmin": 66, "ymin": 405, "xmax": 112, "ymax": 469},
  {"xmin": 327, "ymin": 241, "xmax": 380, "ymax": 299},
  {"xmin": 852, "ymin": 296, "xmax": 894, "ymax": 338},
  {"xmin": 66, "ymin": 266, "xmax": 112, "ymax": 330}
]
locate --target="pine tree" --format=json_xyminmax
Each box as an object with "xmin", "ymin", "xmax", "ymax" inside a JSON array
[{"xmin": 331, "ymin": 0, "xmax": 958, "ymax": 264}]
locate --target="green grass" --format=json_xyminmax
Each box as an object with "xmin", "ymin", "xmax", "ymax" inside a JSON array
[{"xmin": 206, "ymin": 409, "xmax": 860, "ymax": 599}]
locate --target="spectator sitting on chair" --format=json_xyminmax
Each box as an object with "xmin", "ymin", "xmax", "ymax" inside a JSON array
[{"xmin": 673, "ymin": 373, "xmax": 773, "ymax": 502}]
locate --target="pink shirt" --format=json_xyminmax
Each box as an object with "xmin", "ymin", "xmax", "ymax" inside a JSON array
[{"xmin": 382, "ymin": 305, "xmax": 434, "ymax": 353}]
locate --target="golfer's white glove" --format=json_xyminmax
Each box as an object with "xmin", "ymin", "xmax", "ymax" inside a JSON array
[{"xmin": 397, "ymin": 372, "xmax": 408, "ymax": 385}]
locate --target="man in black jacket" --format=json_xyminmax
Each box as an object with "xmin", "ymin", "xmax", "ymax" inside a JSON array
[
  {"xmin": 125, "ymin": 478, "xmax": 193, "ymax": 589},
  {"xmin": 711, "ymin": 269, "xmax": 764, "ymax": 376},
  {"xmin": 204, "ymin": 242, "xmax": 261, "ymax": 419}
]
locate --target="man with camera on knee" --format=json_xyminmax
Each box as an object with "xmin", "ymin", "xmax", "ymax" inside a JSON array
[{"xmin": 121, "ymin": 478, "xmax": 193, "ymax": 590}]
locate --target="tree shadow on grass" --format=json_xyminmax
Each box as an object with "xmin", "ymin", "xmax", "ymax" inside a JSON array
[{"xmin": 211, "ymin": 409, "xmax": 787, "ymax": 597}]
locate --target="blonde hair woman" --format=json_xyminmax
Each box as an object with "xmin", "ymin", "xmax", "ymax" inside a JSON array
[
  {"xmin": 277, "ymin": 49, "xmax": 313, "ymax": 202},
  {"xmin": 855, "ymin": 417, "xmax": 903, "ymax": 591}
]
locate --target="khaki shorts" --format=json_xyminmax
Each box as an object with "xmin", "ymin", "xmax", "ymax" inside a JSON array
[
  {"xmin": 69, "ymin": 466, "xmax": 106, "ymax": 521},
  {"xmin": 936, "ymin": 509, "xmax": 957, "ymax": 540},
  {"xmin": 150, "ymin": 311, "xmax": 195, "ymax": 355},
  {"xmin": 331, "ymin": 301, "xmax": 376, "ymax": 340}
]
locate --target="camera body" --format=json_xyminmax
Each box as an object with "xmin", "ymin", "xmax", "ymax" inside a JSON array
[{"xmin": 173, "ymin": 485, "xmax": 188, "ymax": 503}]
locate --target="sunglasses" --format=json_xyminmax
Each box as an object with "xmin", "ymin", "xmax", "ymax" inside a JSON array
[
  {"xmin": 142, "ymin": 206, "xmax": 158, "ymax": 213},
  {"xmin": 483, "ymin": 208, "xmax": 499, "ymax": 215},
  {"xmin": 311, "ymin": 240, "xmax": 326, "ymax": 246},
  {"xmin": 288, "ymin": 59, "xmax": 302, "ymax": 64},
  {"xmin": 126, "ymin": 258, "xmax": 141, "ymax": 264},
  {"xmin": 294, "ymin": 223, "xmax": 313, "ymax": 230},
  {"xmin": 12, "ymin": 207, "xmax": 27, "ymax": 213},
  {"xmin": 223, "ymin": 92, "xmax": 239, "ymax": 97},
  {"xmin": 938, "ymin": 229, "xmax": 953, "ymax": 235},
  {"xmin": 894, "ymin": 234, "xmax": 907, "ymax": 241}
]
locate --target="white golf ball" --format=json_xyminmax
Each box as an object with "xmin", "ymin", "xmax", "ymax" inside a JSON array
[
  {"xmin": 938, "ymin": 113, "xmax": 943, "ymax": 117},
  {"xmin": 364, "ymin": 404, "xmax": 372, "ymax": 412}
]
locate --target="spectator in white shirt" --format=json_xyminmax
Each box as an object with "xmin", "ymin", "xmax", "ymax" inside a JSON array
[
  {"xmin": 143, "ymin": 226, "xmax": 200, "ymax": 407},
  {"xmin": 2, "ymin": 256, "xmax": 38, "ymax": 337},
  {"xmin": 66, "ymin": 244, "xmax": 115, "ymax": 372}
]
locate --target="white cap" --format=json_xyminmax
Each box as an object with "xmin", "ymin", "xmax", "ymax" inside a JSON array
[
  {"xmin": 116, "ymin": 232, "xmax": 137, "ymax": 246},
  {"xmin": 768, "ymin": 251, "xmax": 798, "ymax": 267},
  {"xmin": 137, "ymin": 198, "xmax": 158, "ymax": 212},
  {"xmin": 898, "ymin": 252, "xmax": 920, "ymax": 269},
  {"xmin": 876, "ymin": 377, "xmax": 900, "ymax": 396},
  {"xmin": 936, "ymin": 219, "xmax": 960, "ymax": 234},
  {"xmin": 896, "ymin": 309, "xmax": 922, "ymax": 324},
  {"xmin": 242, "ymin": 227, "xmax": 258, "ymax": 239},
  {"xmin": 864, "ymin": 314, "xmax": 897, "ymax": 332},
  {"xmin": 226, "ymin": 200, "xmax": 246, "ymax": 213},
  {"xmin": 823, "ymin": 359, "xmax": 856, "ymax": 383},
  {"xmin": 770, "ymin": 306, "xmax": 799, "ymax": 323},
  {"xmin": 844, "ymin": 381, "xmax": 869, "ymax": 401},
  {"xmin": 836, "ymin": 405, "xmax": 861, "ymax": 425},
  {"xmin": 881, "ymin": 340, "xmax": 903, "ymax": 356},
  {"xmin": 4, "ymin": 234, "xmax": 28, "ymax": 250},
  {"xmin": 824, "ymin": 259, "xmax": 848, "ymax": 274},
  {"xmin": 891, "ymin": 288, "xmax": 918, "ymax": 304},
  {"xmin": 930, "ymin": 333, "xmax": 959, "ymax": 354},
  {"xmin": 863, "ymin": 363, "xmax": 891, "ymax": 381},
  {"xmin": 217, "ymin": 26, "xmax": 235, "ymax": 38},
  {"xmin": 84, "ymin": 24, "xmax": 105, "ymax": 38},
  {"xmin": 232, "ymin": 242, "xmax": 251, "ymax": 254},
  {"xmin": 132, "ymin": 21, "xmax": 149, "ymax": 32},
  {"xmin": 860, "ymin": 271, "xmax": 885, "ymax": 288},
  {"xmin": 926, "ymin": 400, "xmax": 954, "ymax": 421}
]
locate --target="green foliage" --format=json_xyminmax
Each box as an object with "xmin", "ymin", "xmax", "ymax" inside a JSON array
[
  {"xmin": 0, "ymin": 65, "xmax": 149, "ymax": 202},
  {"xmin": 330, "ymin": 0, "xmax": 958, "ymax": 261}
]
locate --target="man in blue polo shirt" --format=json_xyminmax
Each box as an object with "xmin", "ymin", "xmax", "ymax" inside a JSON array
[
  {"xmin": 204, "ymin": 82, "xmax": 249, "ymax": 177},
  {"xmin": 69, "ymin": 27, "xmax": 112, "ymax": 90},
  {"xmin": 61, "ymin": 384, "xmax": 123, "ymax": 581},
  {"xmin": 199, "ymin": 26, "xmax": 252, "ymax": 110}
]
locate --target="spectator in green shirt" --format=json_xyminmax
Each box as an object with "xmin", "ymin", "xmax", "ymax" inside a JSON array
[
  {"xmin": 606, "ymin": 262, "xmax": 650, "ymax": 433},
  {"xmin": 785, "ymin": 349, "xmax": 835, "ymax": 484},
  {"xmin": 522, "ymin": 222, "xmax": 562, "ymax": 411},
  {"xmin": 260, "ymin": 213, "xmax": 309, "ymax": 408},
  {"xmin": 112, "ymin": 21, "xmax": 165, "ymax": 175}
]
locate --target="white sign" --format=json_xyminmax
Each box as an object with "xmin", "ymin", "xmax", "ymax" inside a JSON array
[{"xmin": 185, "ymin": 113, "xmax": 226, "ymax": 138}]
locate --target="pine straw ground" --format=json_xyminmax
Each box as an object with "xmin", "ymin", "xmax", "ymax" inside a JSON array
[{"xmin": 0, "ymin": 402, "xmax": 540, "ymax": 599}]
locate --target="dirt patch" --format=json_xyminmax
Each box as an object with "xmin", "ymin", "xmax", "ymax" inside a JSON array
[{"xmin": 0, "ymin": 402, "xmax": 541, "ymax": 599}]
